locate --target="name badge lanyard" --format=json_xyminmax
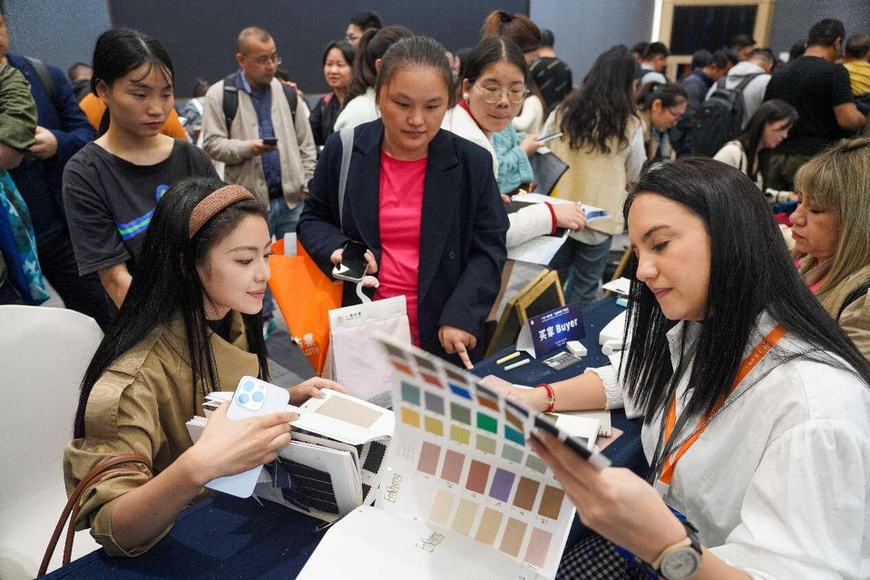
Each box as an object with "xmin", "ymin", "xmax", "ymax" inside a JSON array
[{"xmin": 647, "ymin": 324, "xmax": 788, "ymax": 494}]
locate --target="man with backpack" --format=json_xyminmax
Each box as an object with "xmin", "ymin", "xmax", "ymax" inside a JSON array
[
  {"xmin": 638, "ymin": 42, "xmax": 669, "ymax": 86},
  {"xmin": 201, "ymin": 26, "xmax": 316, "ymax": 336},
  {"xmin": 691, "ymin": 48, "xmax": 774, "ymax": 156},
  {"xmin": 1, "ymin": 3, "xmax": 112, "ymax": 327},
  {"xmin": 764, "ymin": 19, "xmax": 866, "ymax": 190}
]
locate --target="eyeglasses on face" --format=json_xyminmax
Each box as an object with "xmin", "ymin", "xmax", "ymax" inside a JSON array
[
  {"xmin": 666, "ymin": 107, "xmax": 684, "ymax": 121},
  {"xmin": 346, "ymin": 33, "xmax": 361, "ymax": 43},
  {"xmin": 252, "ymin": 53, "xmax": 282, "ymax": 66},
  {"xmin": 474, "ymin": 84, "xmax": 529, "ymax": 104}
]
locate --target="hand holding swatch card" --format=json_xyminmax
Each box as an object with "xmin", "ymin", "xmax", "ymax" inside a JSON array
[
  {"xmin": 187, "ymin": 379, "xmax": 394, "ymax": 522},
  {"xmin": 299, "ymin": 336, "xmax": 610, "ymax": 580}
]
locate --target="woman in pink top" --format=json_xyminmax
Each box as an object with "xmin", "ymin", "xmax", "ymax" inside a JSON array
[{"xmin": 299, "ymin": 36, "xmax": 509, "ymax": 368}]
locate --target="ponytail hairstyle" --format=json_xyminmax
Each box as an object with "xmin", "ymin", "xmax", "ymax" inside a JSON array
[
  {"xmin": 73, "ymin": 177, "xmax": 270, "ymax": 438},
  {"xmin": 346, "ymin": 25, "xmax": 413, "ymax": 101},
  {"xmin": 560, "ymin": 45, "xmax": 638, "ymax": 153},
  {"xmin": 620, "ymin": 159, "xmax": 870, "ymax": 424},
  {"xmin": 376, "ymin": 35, "xmax": 455, "ymax": 108},
  {"xmin": 636, "ymin": 81, "xmax": 688, "ymax": 111},
  {"xmin": 481, "ymin": 10, "xmax": 542, "ymax": 54},
  {"xmin": 91, "ymin": 28, "xmax": 174, "ymax": 95}
]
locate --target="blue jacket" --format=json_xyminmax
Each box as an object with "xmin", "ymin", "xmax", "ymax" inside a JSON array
[
  {"xmin": 298, "ymin": 120, "xmax": 508, "ymax": 363},
  {"xmin": 7, "ymin": 53, "xmax": 96, "ymax": 245}
]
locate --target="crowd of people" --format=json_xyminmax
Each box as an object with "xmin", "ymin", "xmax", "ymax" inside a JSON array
[{"xmin": 2, "ymin": 3, "xmax": 869, "ymax": 578}]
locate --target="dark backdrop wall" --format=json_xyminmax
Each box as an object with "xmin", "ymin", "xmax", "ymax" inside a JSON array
[
  {"xmin": 109, "ymin": 0, "xmax": 527, "ymax": 97},
  {"xmin": 530, "ymin": 0, "xmax": 655, "ymax": 87},
  {"xmin": 4, "ymin": 0, "xmax": 111, "ymax": 75},
  {"xmin": 768, "ymin": 0, "xmax": 870, "ymax": 58}
]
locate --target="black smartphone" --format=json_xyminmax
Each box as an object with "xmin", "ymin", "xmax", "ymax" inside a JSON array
[
  {"xmin": 332, "ymin": 240, "xmax": 368, "ymax": 282},
  {"xmin": 263, "ymin": 137, "xmax": 278, "ymax": 146}
]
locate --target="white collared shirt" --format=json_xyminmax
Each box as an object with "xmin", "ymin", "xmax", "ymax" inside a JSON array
[{"xmin": 595, "ymin": 312, "xmax": 870, "ymax": 578}]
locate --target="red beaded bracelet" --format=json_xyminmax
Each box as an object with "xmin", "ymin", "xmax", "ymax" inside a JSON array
[{"xmin": 536, "ymin": 383, "xmax": 556, "ymax": 413}]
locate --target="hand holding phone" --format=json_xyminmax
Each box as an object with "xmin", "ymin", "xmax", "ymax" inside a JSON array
[
  {"xmin": 262, "ymin": 137, "xmax": 278, "ymax": 146},
  {"xmin": 537, "ymin": 132, "xmax": 563, "ymax": 143},
  {"xmin": 204, "ymin": 377, "xmax": 293, "ymax": 498},
  {"xmin": 332, "ymin": 240, "xmax": 370, "ymax": 283}
]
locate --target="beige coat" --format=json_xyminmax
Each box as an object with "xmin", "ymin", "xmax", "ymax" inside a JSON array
[
  {"xmin": 799, "ymin": 257, "xmax": 870, "ymax": 362},
  {"xmin": 201, "ymin": 77, "xmax": 317, "ymax": 208},
  {"xmin": 548, "ymin": 115, "xmax": 646, "ymax": 235},
  {"xmin": 63, "ymin": 311, "xmax": 260, "ymax": 556}
]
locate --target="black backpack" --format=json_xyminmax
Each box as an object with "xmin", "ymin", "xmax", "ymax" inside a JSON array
[
  {"xmin": 837, "ymin": 279, "xmax": 870, "ymax": 319},
  {"xmin": 691, "ymin": 73, "xmax": 762, "ymax": 157},
  {"xmin": 222, "ymin": 72, "xmax": 297, "ymax": 131},
  {"xmin": 23, "ymin": 56, "xmax": 63, "ymax": 114}
]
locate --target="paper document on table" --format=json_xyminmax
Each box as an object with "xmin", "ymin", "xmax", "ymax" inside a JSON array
[
  {"xmin": 601, "ymin": 277, "xmax": 631, "ymax": 296},
  {"xmin": 511, "ymin": 193, "xmax": 610, "ymax": 222},
  {"xmin": 507, "ymin": 195, "xmax": 609, "ymax": 265},
  {"xmin": 508, "ymin": 229, "xmax": 569, "ymax": 265}
]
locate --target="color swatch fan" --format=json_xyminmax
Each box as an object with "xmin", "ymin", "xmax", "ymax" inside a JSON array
[{"xmin": 299, "ymin": 336, "xmax": 602, "ymax": 580}]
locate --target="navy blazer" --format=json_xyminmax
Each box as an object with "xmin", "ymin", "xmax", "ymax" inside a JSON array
[{"xmin": 298, "ymin": 120, "xmax": 508, "ymax": 364}]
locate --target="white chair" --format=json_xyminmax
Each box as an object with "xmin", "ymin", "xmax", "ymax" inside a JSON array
[{"xmin": 0, "ymin": 306, "xmax": 104, "ymax": 578}]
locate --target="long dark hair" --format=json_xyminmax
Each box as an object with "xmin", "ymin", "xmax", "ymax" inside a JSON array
[
  {"xmin": 73, "ymin": 177, "xmax": 270, "ymax": 438},
  {"xmin": 376, "ymin": 36, "xmax": 455, "ymax": 108},
  {"xmin": 560, "ymin": 45, "xmax": 638, "ymax": 153},
  {"xmin": 91, "ymin": 28, "xmax": 174, "ymax": 95},
  {"xmin": 736, "ymin": 99, "xmax": 798, "ymax": 182},
  {"xmin": 620, "ymin": 159, "xmax": 870, "ymax": 424},
  {"xmin": 346, "ymin": 25, "xmax": 413, "ymax": 101},
  {"xmin": 92, "ymin": 28, "xmax": 174, "ymax": 136}
]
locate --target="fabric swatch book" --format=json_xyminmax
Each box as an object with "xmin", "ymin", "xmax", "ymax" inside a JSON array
[
  {"xmin": 299, "ymin": 335, "xmax": 610, "ymax": 580},
  {"xmin": 187, "ymin": 387, "xmax": 394, "ymax": 522}
]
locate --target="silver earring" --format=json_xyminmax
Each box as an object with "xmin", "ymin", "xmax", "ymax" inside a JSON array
[{"xmin": 463, "ymin": 93, "xmax": 469, "ymax": 100}]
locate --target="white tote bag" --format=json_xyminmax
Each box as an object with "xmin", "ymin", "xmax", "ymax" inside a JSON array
[{"xmin": 326, "ymin": 293, "xmax": 411, "ymax": 406}]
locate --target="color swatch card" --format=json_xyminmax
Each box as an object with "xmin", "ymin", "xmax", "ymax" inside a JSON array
[
  {"xmin": 300, "ymin": 337, "xmax": 608, "ymax": 580},
  {"xmin": 376, "ymin": 338, "xmax": 580, "ymax": 579}
]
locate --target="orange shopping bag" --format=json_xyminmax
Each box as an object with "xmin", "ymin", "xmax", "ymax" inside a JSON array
[{"xmin": 268, "ymin": 238, "xmax": 343, "ymax": 374}]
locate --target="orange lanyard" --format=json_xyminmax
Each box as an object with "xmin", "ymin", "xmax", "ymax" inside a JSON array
[{"xmin": 658, "ymin": 324, "xmax": 787, "ymax": 485}]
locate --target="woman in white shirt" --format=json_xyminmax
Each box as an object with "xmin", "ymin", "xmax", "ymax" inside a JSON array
[
  {"xmin": 333, "ymin": 26, "xmax": 412, "ymax": 132},
  {"xmin": 505, "ymin": 158, "xmax": 870, "ymax": 579},
  {"xmin": 713, "ymin": 99, "xmax": 798, "ymax": 203},
  {"xmin": 441, "ymin": 37, "xmax": 585, "ymax": 248},
  {"xmin": 512, "ymin": 82, "xmax": 545, "ymax": 137}
]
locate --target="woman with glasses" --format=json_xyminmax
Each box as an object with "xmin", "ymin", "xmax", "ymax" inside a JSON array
[
  {"xmin": 442, "ymin": 37, "xmax": 585, "ymax": 249},
  {"xmin": 636, "ymin": 81, "xmax": 689, "ymax": 162},
  {"xmin": 309, "ymin": 40, "xmax": 354, "ymax": 148},
  {"xmin": 547, "ymin": 46, "xmax": 647, "ymax": 306},
  {"xmin": 299, "ymin": 36, "xmax": 508, "ymax": 369}
]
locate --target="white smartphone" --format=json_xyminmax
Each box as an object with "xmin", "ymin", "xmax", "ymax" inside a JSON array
[
  {"xmin": 205, "ymin": 376, "xmax": 291, "ymax": 498},
  {"xmin": 537, "ymin": 132, "xmax": 563, "ymax": 143}
]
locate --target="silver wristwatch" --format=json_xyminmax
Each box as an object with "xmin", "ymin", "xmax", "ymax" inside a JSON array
[{"xmin": 650, "ymin": 520, "xmax": 703, "ymax": 580}]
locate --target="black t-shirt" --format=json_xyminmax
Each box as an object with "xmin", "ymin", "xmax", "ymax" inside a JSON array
[
  {"xmin": 764, "ymin": 56, "xmax": 855, "ymax": 156},
  {"xmin": 62, "ymin": 140, "xmax": 217, "ymax": 276},
  {"xmin": 530, "ymin": 56, "xmax": 573, "ymax": 114}
]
